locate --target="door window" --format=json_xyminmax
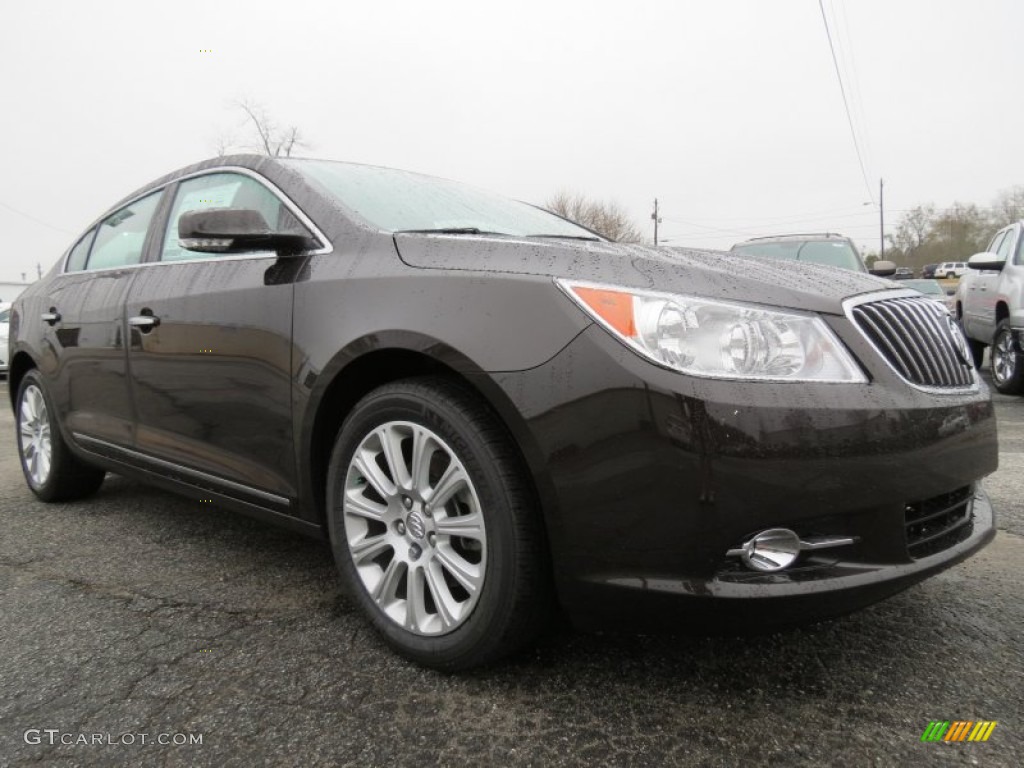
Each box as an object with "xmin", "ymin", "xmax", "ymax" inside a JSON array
[
  {"xmin": 65, "ymin": 228, "xmax": 97, "ymax": 272},
  {"xmin": 86, "ymin": 192, "xmax": 163, "ymax": 270},
  {"xmin": 995, "ymin": 230, "xmax": 1015, "ymax": 261},
  {"xmin": 161, "ymin": 172, "xmax": 308, "ymax": 262},
  {"xmin": 987, "ymin": 232, "xmax": 1005, "ymax": 253}
]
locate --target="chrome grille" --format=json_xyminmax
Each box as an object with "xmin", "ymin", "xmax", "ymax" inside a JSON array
[
  {"xmin": 904, "ymin": 486, "xmax": 974, "ymax": 559},
  {"xmin": 850, "ymin": 295, "xmax": 974, "ymax": 388}
]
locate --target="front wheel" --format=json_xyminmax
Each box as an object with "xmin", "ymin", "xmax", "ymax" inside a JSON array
[
  {"xmin": 326, "ymin": 377, "xmax": 550, "ymax": 670},
  {"xmin": 991, "ymin": 320, "xmax": 1024, "ymax": 395},
  {"xmin": 16, "ymin": 370, "xmax": 106, "ymax": 501}
]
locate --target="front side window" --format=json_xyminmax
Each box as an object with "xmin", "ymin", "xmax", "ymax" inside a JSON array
[
  {"xmin": 995, "ymin": 230, "xmax": 1015, "ymax": 261},
  {"xmin": 87, "ymin": 192, "xmax": 163, "ymax": 270},
  {"xmin": 65, "ymin": 228, "xmax": 97, "ymax": 272},
  {"xmin": 161, "ymin": 172, "xmax": 307, "ymax": 262}
]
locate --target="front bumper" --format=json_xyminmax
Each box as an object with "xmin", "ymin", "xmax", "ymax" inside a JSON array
[{"xmin": 493, "ymin": 317, "xmax": 999, "ymax": 631}]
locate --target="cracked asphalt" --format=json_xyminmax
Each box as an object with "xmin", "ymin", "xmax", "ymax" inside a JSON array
[{"xmin": 1, "ymin": 378, "xmax": 1022, "ymax": 767}]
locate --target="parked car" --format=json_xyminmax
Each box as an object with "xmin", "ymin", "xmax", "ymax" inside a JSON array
[
  {"xmin": 730, "ymin": 233, "xmax": 869, "ymax": 272},
  {"xmin": 921, "ymin": 264, "xmax": 939, "ymax": 279},
  {"xmin": 9, "ymin": 156, "xmax": 997, "ymax": 669},
  {"xmin": 935, "ymin": 262, "xmax": 968, "ymax": 279},
  {"xmin": 957, "ymin": 221, "xmax": 1024, "ymax": 393},
  {"xmin": 901, "ymin": 279, "xmax": 956, "ymax": 314},
  {"xmin": 892, "ymin": 267, "xmax": 914, "ymax": 280},
  {"xmin": 0, "ymin": 302, "xmax": 10, "ymax": 374}
]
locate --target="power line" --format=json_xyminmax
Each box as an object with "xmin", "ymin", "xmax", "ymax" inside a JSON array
[
  {"xmin": 818, "ymin": 0, "xmax": 874, "ymax": 203},
  {"xmin": 0, "ymin": 200, "xmax": 74, "ymax": 235}
]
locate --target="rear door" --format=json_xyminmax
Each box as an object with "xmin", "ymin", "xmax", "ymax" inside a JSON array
[
  {"xmin": 123, "ymin": 170, "xmax": 321, "ymax": 510},
  {"xmin": 40, "ymin": 191, "xmax": 164, "ymax": 448}
]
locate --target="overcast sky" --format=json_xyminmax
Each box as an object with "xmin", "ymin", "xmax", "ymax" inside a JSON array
[{"xmin": 2, "ymin": 0, "xmax": 1022, "ymax": 283}]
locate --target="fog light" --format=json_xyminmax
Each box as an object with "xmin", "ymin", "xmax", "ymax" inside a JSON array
[{"xmin": 735, "ymin": 528, "xmax": 801, "ymax": 572}]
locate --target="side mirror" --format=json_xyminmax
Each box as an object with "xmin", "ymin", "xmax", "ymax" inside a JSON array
[
  {"xmin": 869, "ymin": 259, "xmax": 897, "ymax": 277},
  {"xmin": 178, "ymin": 208, "xmax": 316, "ymax": 257},
  {"xmin": 967, "ymin": 252, "xmax": 1005, "ymax": 271}
]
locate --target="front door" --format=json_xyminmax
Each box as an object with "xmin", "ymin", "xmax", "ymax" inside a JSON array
[{"xmin": 123, "ymin": 171, "xmax": 314, "ymax": 507}]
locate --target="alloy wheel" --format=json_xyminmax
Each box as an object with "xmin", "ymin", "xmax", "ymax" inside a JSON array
[
  {"xmin": 342, "ymin": 421, "xmax": 487, "ymax": 635},
  {"xmin": 19, "ymin": 384, "xmax": 52, "ymax": 488},
  {"xmin": 993, "ymin": 329, "xmax": 1016, "ymax": 385}
]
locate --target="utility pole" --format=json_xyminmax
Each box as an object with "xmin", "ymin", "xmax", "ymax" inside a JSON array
[
  {"xmin": 651, "ymin": 198, "xmax": 662, "ymax": 246},
  {"xmin": 36, "ymin": 262, "xmax": 42, "ymax": 280},
  {"xmin": 879, "ymin": 178, "xmax": 885, "ymax": 259}
]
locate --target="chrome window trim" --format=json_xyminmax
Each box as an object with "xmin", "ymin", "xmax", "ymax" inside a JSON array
[
  {"xmin": 842, "ymin": 289, "xmax": 979, "ymax": 395},
  {"xmin": 60, "ymin": 165, "xmax": 333, "ymax": 275},
  {"xmin": 73, "ymin": 432, "xmax": 291, "ymax": 506}
]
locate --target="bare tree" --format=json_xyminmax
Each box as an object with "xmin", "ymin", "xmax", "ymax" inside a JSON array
[
  {"xmin": 890, "ymin": 204, "xmax": 936, "ymax": 254},
  {"xmin": 545, "ymin": 192, "xmax": 644, "ymax": 243},
  {"xmin": 216, "ymin": 99, "xmax": 308, "ymax": 157},
  {"xmin": 989, "ymin": 185, "xmax": 1024, "ymax": 229}
]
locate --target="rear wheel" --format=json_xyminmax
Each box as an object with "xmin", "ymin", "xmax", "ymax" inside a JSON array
[
  {"xmin": 991, "ymin": 320, "xmax": 1024, "ymax": 395},
  {"xmin": 16, "ymin": 370, "xmax": 105, "ymax": 501},
  {"xmin": 326, "ymin": 377, "xmax": 550, "ymax": 670}
]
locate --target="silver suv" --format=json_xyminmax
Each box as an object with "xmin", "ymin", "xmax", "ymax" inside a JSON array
[{"xmin": 957, "ymin": 221, "xmax": 1024, "ymax": 394}]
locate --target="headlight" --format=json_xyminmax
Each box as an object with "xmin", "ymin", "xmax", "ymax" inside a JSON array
[{"xmin": 557, "ymin": 280, "xmax": 866, "ymax": 383}]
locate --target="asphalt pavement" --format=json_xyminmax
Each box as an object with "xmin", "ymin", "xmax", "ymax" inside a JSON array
[{"xmin": 0, "ymin": 378, "xmax": 1021, "ymax": 767}]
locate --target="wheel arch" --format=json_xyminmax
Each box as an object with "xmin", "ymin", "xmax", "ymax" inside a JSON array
[
  {"xmin": 995, "ymin": 301, "xmax": 1010, "ymax": 324},
  {"xmin": 7, "ymin": 351, "xmax": 37, "ymax": 412},
  {"xmin": 299, "ymin": 334, "xmax": 561, "ymax": 546}
]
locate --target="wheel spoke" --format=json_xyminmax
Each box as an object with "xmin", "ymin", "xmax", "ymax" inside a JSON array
[
  {"xmin": 424, "ymin": 561, "xmax": 459, "ymax": 629},
  {"xmin": 428, "ymin": 460, "xmax": 468, "ymax": 509},
  {"xmin": 353, "ymin": 452, "xmax": 396, "ymax": 499},
  {"xmin": 378, "ymin": 425, "xmax": 411, "ymax": 491},
  {"xmin": 408, "ymin": 427, "xmax": 434, "ymax": 493},
  {"xmin": 434, "ymin": 511, "xmax": 484, "ymax": 540},
  {"xmin": 343, "ymin": 490, "xmax": 387, "ymax": 521},
  {"xmin": 37, "ymin": 447, "xmax": 51, "ymax": 482},
  {"xmin": 349, "ymin": 534, "xmax": 391, "ymax": 564},
  {"xmin": 434, "ymin": 545, "xmax": 481, "ymax": 595},
  {"xmin": 405, "ymin": 564, "xmax": 429, "ymax": 632},
  {"xmin": 371, "ymin": 558, "xmax": 405, "ymax": 605}
]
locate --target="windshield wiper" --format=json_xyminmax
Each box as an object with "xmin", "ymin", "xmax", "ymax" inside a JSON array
[
  {"xmin": 395, "ymin": 227, "xmax": 511, "ymax": 236},
  {"xmin": 526, "ymin": 234, "xmax": 602, "ymax": 241}
]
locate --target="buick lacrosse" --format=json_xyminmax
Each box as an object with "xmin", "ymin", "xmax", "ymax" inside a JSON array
[{"xmin": 9, "ymin": 156, "xmax": 997, "ymax": 669}]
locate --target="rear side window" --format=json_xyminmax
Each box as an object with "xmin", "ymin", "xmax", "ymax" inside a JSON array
[
  {"xmin": 87, "ymin": 192, "xmax": 163, "ymax": 270},
  {"xmin": 160, "ymin": 172, "xmax": 307, "ymax": 262},
  {"xmin": 65, "ymin": 229, "xmax": 97, "ymax": 272}
]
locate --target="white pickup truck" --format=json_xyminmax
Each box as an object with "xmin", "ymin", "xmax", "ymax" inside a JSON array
[{"xmin": 957, "ymin": 220, "xmax": 1024, "ymax": 394}]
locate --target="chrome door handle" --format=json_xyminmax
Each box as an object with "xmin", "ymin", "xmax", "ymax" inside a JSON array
[
  {"xmin": 128, "ymin": 315, "xmax": 160, "ymax": 330},
  {"xmin": 41, "ymin": 310, "xmax": 61, "ymax": 325}
]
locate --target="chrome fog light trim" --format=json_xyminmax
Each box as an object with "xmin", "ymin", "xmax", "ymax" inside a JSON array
[{"xmin": 726, "ymin": 530, "xmax": 857, "ymax": 572}]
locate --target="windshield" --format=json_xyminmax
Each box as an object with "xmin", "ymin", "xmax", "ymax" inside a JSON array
[
  {"xmin": 902, "ymin": 279, "xmax": 943, "ymax": 296},
  {"xmin": 283, "ymin": 159, "xmax": 601, "ymax": 239},
  {"xmin": 731, "ymin": 240, "xmax": 865, "ymax": 272}
]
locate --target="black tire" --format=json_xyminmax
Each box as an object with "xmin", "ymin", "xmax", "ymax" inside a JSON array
[
  {"xmin": 990, "ymin": 320, "xmax": 1024, "ymax": 395},
  {"xmin": 15, "ymin": 370, "xmax": 106, "ymax": 501},
  {"xmin": 326, "ymin": 377, "xmax": 550, "ymax": 670}
]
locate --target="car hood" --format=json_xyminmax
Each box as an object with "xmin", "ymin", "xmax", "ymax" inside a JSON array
[{"xmin": 393, "ymin": 235, "xmax": 898, "ymax": 315}]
